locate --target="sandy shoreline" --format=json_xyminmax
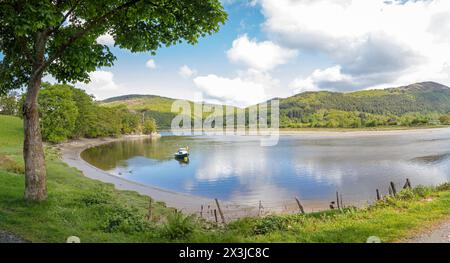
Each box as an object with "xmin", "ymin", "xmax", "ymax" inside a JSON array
[
  {"xmin": 277, "ymin": 127, "xmax": 450, "ymax": 137},
  {"xmin": 163, "ymin": 126, "xmax": 450, "ymax": 138}
]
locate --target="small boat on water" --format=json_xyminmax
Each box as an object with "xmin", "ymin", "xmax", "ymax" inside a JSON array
[{"xmin": 174, "ymin": 147, "xmax": 189, "ymax": 159}]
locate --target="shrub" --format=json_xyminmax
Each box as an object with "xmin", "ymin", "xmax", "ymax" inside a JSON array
[
  {"xmin": 162, "ymin": 211, "xmax": 197, "ymax": 240},
  {"xmin": 413, "ymin": 185, "xmax": 434, "ymax": 198},
  {"xmin": 80, "ymin": 190, "xmax": 113, "ymax": 206},
  {"xmin": 253, "ymin": 216, "xmax": 289, "ymax": 235},
  {"xmin": 396, "ymin": 188, "xmax": 416, "ymax": 201},
  {"xmin": 436, "ymin": 183, "xmax": 450, "ymax": 191},
  {"xmin": 102, "ymin": 206, "xmax": 151, "ymax": 233}
]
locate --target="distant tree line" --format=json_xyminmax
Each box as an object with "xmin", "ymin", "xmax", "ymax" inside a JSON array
[
  {"xmin": 278, "ymin": 89, "xmax": 450, "ymax": 128},
  {"xmin": 0, "ymin": 83, "xmax": 157, "ymax": 143},
  {"xmin": 3, "ymin": 84, "xmax": 450, "ymax": 132},
  {"xmin": 280, "ymin": 109, "xmax": 443, "ymax": 128}
]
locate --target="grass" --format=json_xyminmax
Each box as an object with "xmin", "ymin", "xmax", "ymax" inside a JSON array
[{"xmin": 1, "ymin": 114, "xmax": 450, "ymax": 243}]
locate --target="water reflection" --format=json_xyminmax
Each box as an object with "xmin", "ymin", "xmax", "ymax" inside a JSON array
[{"xmin": 81, "ymin": 130, "xmax": 450, "ymax": 206}]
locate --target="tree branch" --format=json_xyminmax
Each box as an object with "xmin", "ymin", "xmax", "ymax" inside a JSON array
[
  {"xmin": 49, "ymin": 0, "xmax": 84, "ymax": 36},
  {"xmin": 17, "ymin": 36, "xmax": 34, "ymax": 63},
  {"xmin": 32, "ymin": 0, "xmax": 144, "ymax": 79}
]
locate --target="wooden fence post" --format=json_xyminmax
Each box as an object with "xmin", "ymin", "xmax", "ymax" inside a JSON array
[
  {"xmin": 258, "ymin": 200, "xmax": 263, "ymax": 217},
  {"xmin": 200, "ymin": 205, "xmax": 203, "ymax": 218},
  {"xmin": 146, "ymin": 198, "xmax": 153, "ymax": 221},
  {"xmin": 376, "ymin": 189, "xmax": 381, "ymax": 201},
  {"xmin": 295, "ymin": 197, "xmax": 305, "ymax": 214},
  {"xmin": 213, "ymin": 209, "xmax": 218, "ymax": 223},
  {"xmin": 390, "ymin": 182, "xmax": 397, "ymax": 196},
  {"xmin": 336, "ymin": 191, "xmax": 341, "ymax": 209},
  {"xmin": 215, "ymin": 198, "xmax": 226, "ymax": 224},
  {"xmin": 403, "ymin": 178, "xmax": 412, "ymax": 189}
]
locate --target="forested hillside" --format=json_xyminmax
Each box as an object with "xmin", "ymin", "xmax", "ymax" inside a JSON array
[
  {"xmin": 3, "ymin": 82, "xmax": 447, "ymax": 131},
  {"xmin": 100, "ymin": 82, "xmax": 450, "ymax": 129},
  {"xmin": 278, "ymin": 82, "xmax": 450, "ymax": 128}
]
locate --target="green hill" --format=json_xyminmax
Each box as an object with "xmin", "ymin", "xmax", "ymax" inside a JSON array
[
  {"xmin": 101, "ymin": 82, "xmax": 450, "ymax": 129},
  {"xmin": 101, "ymin": 94, "xmax": 182, "ymax": 129},
  {"xmin": 100, "ymin": 94, "xmax": 237, "ymax": 129}
]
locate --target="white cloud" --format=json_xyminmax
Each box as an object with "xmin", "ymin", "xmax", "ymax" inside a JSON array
[
  {"xmin": 179, "ymin": 65, "xmax": 197, "ymax": 78},
  {"xmin": 290, "ymin": 65, "xmax": 352, "ymax": 93},
  {"xmin": 96, "ymin": 33, "xmax": 115, "ymax": 46},
  {"xmin": 79, "ymin": 70, "xmax": 120, "ymax": 100},
  {"xmin": 145, "ymin": 59, "xmax": 156, "ymax": 69},
  {"xmin": 221, "ymin": 0, "xmax": 259, "ymax": 7},
  {"xmin": 227, "ymin": 34, "xmax": 298, "ymax": 71},
  {"xmin": 257, "ymin": 0, "xmax": 450, "ymax": 90},
  {"xmin": 193, "ymin": 70, "xmax": 278, "ymax": 107}
]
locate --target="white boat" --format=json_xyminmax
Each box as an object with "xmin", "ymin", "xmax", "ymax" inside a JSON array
[{"xmin": 174, "ymin": 147, "xmax": 189, "ymax": 159}]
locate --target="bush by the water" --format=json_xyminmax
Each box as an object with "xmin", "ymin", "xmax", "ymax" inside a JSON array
[{"xmin": 15, "ymin": 83, "xmax": 158, "ymax": 143}]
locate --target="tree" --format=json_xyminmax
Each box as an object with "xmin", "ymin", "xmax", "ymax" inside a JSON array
[
  {"xmin": 39, "ymin": 84, "xmax": 78, "ymax": 143},
  {"xmin": 0, "ymin": 1, "xmax": 227, "ymax": 201},
  {"xmin": 142, "ymin": 118, "xmax": 157, "ymax": 134},
  {"xmin": 71, "ymin": 87, "xmax": 98, "ymax": 139},
  {"xmin": 439, "ymin": 115, "xmax": 450, "ymax": 125},
  {"xmin": 0, "ymin": 91, "xmax": 19, "ymax": 115}
]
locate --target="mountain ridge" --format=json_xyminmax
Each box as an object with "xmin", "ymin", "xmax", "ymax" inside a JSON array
[
  {"xmin": 101, "ymin": 82, "xmax": 450, "ymax": 128},
  {"xmin": 102, "ymin": 81, "xmax": 450, "ymax": 105}
]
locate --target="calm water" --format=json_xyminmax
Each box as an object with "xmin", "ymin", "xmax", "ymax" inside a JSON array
[{"xmin": 81, "ymin": 130, "xmax": 450, "ymax": 206}]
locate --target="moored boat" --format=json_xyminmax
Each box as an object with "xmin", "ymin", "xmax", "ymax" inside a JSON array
[{"xmin": 174, "ymin": 147, "xmax": 189, "ymax": 159}]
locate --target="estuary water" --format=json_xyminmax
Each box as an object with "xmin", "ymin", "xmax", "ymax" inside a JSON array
[{"xmin": 81, "ymin": 129, "xmax": 450, "ymax": 207}]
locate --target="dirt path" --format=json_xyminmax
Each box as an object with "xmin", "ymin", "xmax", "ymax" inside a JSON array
[{"xmin": 406, "ymin": 219, "xmax": 450, "ymax": 243}]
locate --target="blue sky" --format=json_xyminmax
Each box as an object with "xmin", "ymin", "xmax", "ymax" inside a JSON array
[
  {"xmin": 80, "ymin": 0, "xmax": 334, "ymax": 105},
  {"xmin": 55, "ymin": 0, "xmax": 450, "ymax": 106}
]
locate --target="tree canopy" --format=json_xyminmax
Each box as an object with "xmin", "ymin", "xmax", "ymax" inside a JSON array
[
  {"xmin": 0, "ymin": 0, "xmax": 227, "ymax": 201},
  {"xmin": 0, "ymin": 0, "xmax": 227, "ymax": 93}
]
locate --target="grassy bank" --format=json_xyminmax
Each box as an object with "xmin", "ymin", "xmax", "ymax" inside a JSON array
[{"xmin": 1, "ymin": 115, "xmax": 450, "ymax": 243}]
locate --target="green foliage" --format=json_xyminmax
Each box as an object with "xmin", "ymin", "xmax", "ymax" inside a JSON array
[
  {"xmin": 2, "ymin": 116, "xmax": 450, "ymax": 243},
  {"xmin": 102, "ymin": 82, "xmax": 450, "ymax": 130},
  {"xmin": 101, "ymin": 95, "xmax": 211, "ymax": 129},
  {"xmin": 71, "ymin": 88, "xmax": 98, "ymax": 138},
  {"xmin": 29, "ymin": 83, "xmax": 158, "ymax": 142},
  {"xmin": 0, "ymin": 91, "xmax": 20, "ymax": 116},
  {"xmin": 142, "ymin": 118, "xmax": 157, "ymax": 134},
  {"xmin": 79, "ymin": 189, "xmax": 113, "ymax": 206},
  {"xmin": 102, "ymin": 205, "xmax": 152, "ymax": 233},
  {"xmin": 412, "ymin": 185, "xmax": 435, "ymax": 198},
  {"xmin": 276, "ymin": 82, "xmax": 450, "ymax": 128},
  {"xmin": 253, "ymin": 216, "xmax": 290, "ymax": 235},
  {"xmin": 39, "ymin": 84, "xmax": 79, "ymax": 143},
  {"xmin": 162, "ymin": 211, "xmax": 197, "ymax": 240},
  {"xmin": 0, "ymin": 0, "xmax": 227, "ymax": 93},
  {"xmin": 439, "ymin": 115, "xmax": 450, "ymax": 125}
]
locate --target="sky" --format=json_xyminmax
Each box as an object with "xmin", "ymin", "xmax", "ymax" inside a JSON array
[{"xmin": 69, "ymin": 0, "xmax": 450, "ymax": 107}]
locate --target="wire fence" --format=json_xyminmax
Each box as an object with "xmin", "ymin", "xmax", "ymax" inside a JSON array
[{"xmin": 180, "ymin": 177, "xmax": 416, "ymax": 224}]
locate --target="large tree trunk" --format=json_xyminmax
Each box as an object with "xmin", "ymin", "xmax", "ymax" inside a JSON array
[{"xmin": 23, "ymin": 32, "xmax": 47, "ymax": 201}]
